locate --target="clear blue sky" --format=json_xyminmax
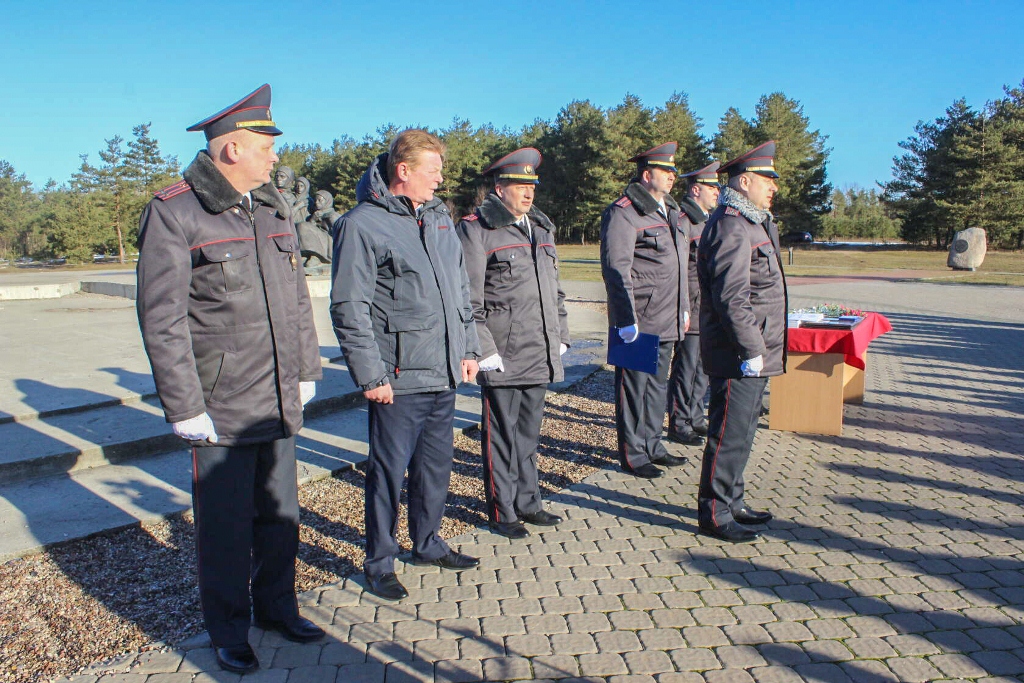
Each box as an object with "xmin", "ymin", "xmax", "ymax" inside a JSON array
[{"xmin": 3, "ymin": 0, "xmax": 1022, "ymax": 192}]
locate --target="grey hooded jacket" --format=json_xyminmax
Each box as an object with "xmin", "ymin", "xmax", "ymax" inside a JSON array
[
  {"xmin": 136, "ymin": 151, "xmax": 322, "ymax": 446},
  {"xmin": 330, "ymin": 153, "xmax": 480, "ymax": 395},
  {"xmin": 457, "ymin": 193, "xmax": 570, "ymax": 387}
]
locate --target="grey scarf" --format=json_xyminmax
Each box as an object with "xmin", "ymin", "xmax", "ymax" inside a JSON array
[{"xmin": 719, "ymin": 186, "xmax": 772, "ymax": 224}]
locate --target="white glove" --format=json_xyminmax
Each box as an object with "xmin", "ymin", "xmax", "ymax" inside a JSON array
[
  {"xmin": 300, "ymin": 381, "xmax": 316, "ymax": 406},
  {"xmin": 559, "ymin": 343, "xmax": 568, "ymax": 356},
  {"xmin": 618, "ymin": 325, "xmax": 639, "ymax": 343},
  {"xmin": 740, "ymin": 355, "xmax": 764, "ymax": 377},
  {"xmin": 478, "ymin": 353, "xmax": 505, "ymax": 372},
  {"xmin": 684, "ymin": 310, "xmax": 690, "ymax": 330},
  {"xmin": 172, "ymin": 412, "xmax": 219, "ymax": 443}
]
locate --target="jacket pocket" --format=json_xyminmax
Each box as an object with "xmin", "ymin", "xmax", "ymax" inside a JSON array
[
  {"xmin": 756, "ymin": 242, "xmax": 778, "ymax": 275},
  {"xmin": 543, "ymin": 245, "xmax": 559, "ymax": 271},
  {"xmin": 272, "ymin": 233, "xmax": 298, "ymax": 282},
  {"xmin": 197, "ymin": 240, "xmax": 256, "ymax": 296},
  {"xmin": 491, "ymin": 247, "xmax": 526, "ymax": 282},
  {"xmin": 386, "ymin": 312, "xmax": 444, "ymax": 371},
  {"xmin": 641, "ymin": 226, "xmax": 669, "ymax": 253},
  {"xmin": 196, "ymin": 352, "xmax": 226, "ymax": 403}
]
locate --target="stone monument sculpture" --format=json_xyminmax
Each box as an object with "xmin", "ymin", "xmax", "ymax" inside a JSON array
[
  {"xmin": 274, "ymin": 166, "xmax": 296, "ymax": 208},
  {"xmin": 273, "ymin": 166, "xmax": 336, "ymax": 273},
  {"xmin": 947, "ymin": 227, "xmax": 986, "ymax": 271},
  {"xmin": 291, "ymin": 177, "xmax": 312, "ymax": 224}
]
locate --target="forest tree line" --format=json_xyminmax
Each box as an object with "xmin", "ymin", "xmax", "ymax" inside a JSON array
[{"xmin": 1, "ymin": 82, "xmax": 1021, "ymax": 263}]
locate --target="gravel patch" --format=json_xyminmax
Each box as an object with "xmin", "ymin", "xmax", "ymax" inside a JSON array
[{"xmin": 1, "ymin": 370, "xmax": 619, "ymax": 683}]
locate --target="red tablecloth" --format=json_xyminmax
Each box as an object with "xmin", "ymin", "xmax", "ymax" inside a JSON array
[{"xmin": 787, "ymin": 312, "xmax": 892, "ymax": 370}]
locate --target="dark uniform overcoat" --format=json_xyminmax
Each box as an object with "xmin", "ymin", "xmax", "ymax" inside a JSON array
[
  {"xmin": 457, "ymin": 193, "xmax": 570, "ymax": 386},
  {"xmin": 137, "ymin": 151, "xmax": 322, "ymax": 444}
]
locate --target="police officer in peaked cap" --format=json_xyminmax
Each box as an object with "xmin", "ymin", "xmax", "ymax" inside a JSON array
[
  {"xmin": 666, "ymin": 161, "xmax": 720, "ymax": 447},
  {"xmin": 600, "ymin": 142, "xmax": 691, "ymax": 480},
  {"xmin": 457, "ymin": 148, "xmax": 571, "ymax": 540},
  {"xmin": 136, "ymin": 84, "xmax": 325, "ymax": 673},
  {"xmin": 695, "ymin": 141, "xmax": 787, "ymax": 543}
]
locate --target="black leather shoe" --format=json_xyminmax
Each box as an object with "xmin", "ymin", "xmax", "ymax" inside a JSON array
[
  {"xmin": 215, "ymin": 643, "xmax": 258, "ymax": 674},
  {"xmin": 692, "ymin": 422, "xmax": 709, "ymax": 436},
  {"xmin": 490, "ymin": 521, "xmax": 530, "ymax": 539},
  {"xmin": 412, "ymin": 550, "xmax": 480, "ymax": 570},
  {"xmin": 666, "ymin": 429, "xmax": 705, "ymax": 446},
  {"xmin": 733, "ymin": 507, "xmax": 773, "ymax": 525},
  {"xmin": 255, "ymin": 616, "xmax": 325, "ymax": 643},
  {"xmin": 699, "ymin": 521, "xmax": 761, "ymax": 543},
  {"xmin": 520, "ymin": 509, "xmax": 563, "ymax": 526},
  {"xmin": 623, "ymin": 463, "xmax": 664, "ymax": 479},
  {"xmin": 651, "ymin": 452, "xmax": 689, "ymax": 467},
  {"xmin": 365, "ymin": 571, "xmax": 408, "ymax": 600}
]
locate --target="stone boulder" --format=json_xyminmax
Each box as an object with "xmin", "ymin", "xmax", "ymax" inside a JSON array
[{"xmin": 947, "ymin": 227, "xmax": 986, "ymax": 271}]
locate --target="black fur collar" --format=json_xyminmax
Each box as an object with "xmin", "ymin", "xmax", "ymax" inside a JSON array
[
  {"xmin": 183, "ymin": 151, "xmax": 290, "ymax": 218},
  {"xmin": 476, "ymin": 192, "xmax": 556, "ymax": 232},
  {"xmin": 678, "ymin": 196, "xmax": 708, "ymax": 224},
  {"xmin": 624, "ymin": 182, "xmax": 680, "ymax": 217}
]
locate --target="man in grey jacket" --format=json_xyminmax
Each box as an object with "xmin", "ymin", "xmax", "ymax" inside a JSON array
[
  {"xmin": 331, "ymin": 129, "xmax": 481, "ymax": 601},
  {"xmin": 601, "ymin": 142, "xmax": 690, "ymax": 480},
  {"xmin": 696, "ymin": 141, "xmax": 787, "ymax": 543},
  {"xmin": 667, "ymin": 162, "xmax": 721, "ymax": 446},
  {"xmin": 136, "ymin": 85, "xmax": 324, "ymax": 674},
  {"xmin": 457, "ymin": 148, "xmax": 570, "ymax": 540}
]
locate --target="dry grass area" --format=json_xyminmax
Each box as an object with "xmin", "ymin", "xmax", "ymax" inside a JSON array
[
  {"xmin": 555, "ymin": 244, "xmax": 1024, "ymax": 286},
  {"xmin": 0, "ymin": 371, "xmax": 620, "ymax": 683}
]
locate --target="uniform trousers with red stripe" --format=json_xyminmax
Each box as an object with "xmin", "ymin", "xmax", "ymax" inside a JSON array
[
  {"xmin": 480, "ymin": 384, "xmax": 547, "ymax": 523},
  {"xmin": 697, "ymin": 376, "xmax": 769, "ymax": 528},
  {"xmin": 614, "ymin": 340, "xmax": 674, "ymax": 471},
  {"xmin": 667, "ymin": 333, "xmax": 709, "ymax": 435},
  {"xmin": 191, "ymin": 437, "xmax": 300, "ymax": 647}
]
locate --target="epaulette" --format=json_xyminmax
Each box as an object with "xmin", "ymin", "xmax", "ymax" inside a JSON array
[
  {"xmin": 614, "ymin": 196, "xmax": 632, "ymax": 208},
  {"xmin": 724, "ymin": 207, "xmax": 741, "ymax": 216},
  {"xmin": 153, "ymin": 180, "xmax": 190, "ymax": 201},
  {"xmin": 461, "ymin": 214, "xmax": 478, "ymax": 222}
]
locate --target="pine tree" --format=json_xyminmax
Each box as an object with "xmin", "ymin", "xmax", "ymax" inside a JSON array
[
  {"xmin": 713, "ymin": 107, "xmax": 755, "ymax": 162},
  {"xmin": 0, "ymin": 161, "xmax": 38, "ymax": 259},
  {"xmin": 750, "ymin": 93, "xmax": 832, "ymax": 234},
  {"xmin": 652, "ymin": 92, "xmax": 709, "ymax": 174}
]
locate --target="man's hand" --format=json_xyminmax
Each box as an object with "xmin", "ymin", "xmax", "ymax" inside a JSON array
[
  {"xmin": 618, "ymin": 325, "xmax": 639, "ymax": 343},
  {"xmin": 740, "ymin": 355, "xmax": 764, "ymax": 377},
  {"xmin": 462, "ymin": 358, "xmax": 480, "ymax": 383},
  {"xmin": 172, "ymin": 412, "xmax": 219, "ymax": 443},
  {"xmin": 478, "ymin": 354, "xmax": 504, "ymax": 372},
  {"xmin": 300, "ymin": 381, "xmax": 316, "ymax": 407},
  {"xmin": 364, "ymin": 383, "xmax": 394, "ymax": 404},
  {"xmin": 559, "ymin": 343, "xmax": 568, "ymax": 356},
  {"xmin": 683, "ymin": 311, "xmax": 690, "ymax": 334}
]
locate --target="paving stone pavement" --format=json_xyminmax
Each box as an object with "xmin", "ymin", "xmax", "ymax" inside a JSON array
[{"xmin": 55, "ymin": 285, "xmax": 1024, "ymax": 682}]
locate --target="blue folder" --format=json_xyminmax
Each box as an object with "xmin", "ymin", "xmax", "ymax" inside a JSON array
[{"xmin": 607, "ymin": 328, "xmax": 660, "ymax": 374}]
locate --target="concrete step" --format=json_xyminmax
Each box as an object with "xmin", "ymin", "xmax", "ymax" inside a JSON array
[
  {"xmin": 0, "ymin": 356, "xmax": 604, "ymax": 561},
  {"xmin": 0, "ymin": 360, "xmax": 363, "ymax": 486}
]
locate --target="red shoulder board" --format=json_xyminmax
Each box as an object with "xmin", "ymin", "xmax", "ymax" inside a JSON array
[
  {"xmin": 153, "ymin": 180, "xmax": 190, "ymax": 201},
  {"xmin": 461, "ymin": 214, "xmax": 478, "ymax": 222},
  {"xmin": 614, "ymin": 196, "xmax": 632, "ymax": 208},
  {"xmin": 724, "ymin": 207, "xmax": 741, "ymax": 216}
]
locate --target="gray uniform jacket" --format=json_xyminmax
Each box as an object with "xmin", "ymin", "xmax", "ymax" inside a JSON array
[
  {"xmin": 697, "ymin": 203, "xmax": 788, "ymax": 378},
  {"xmin": 456, "ymin": 193, "xmax": 570, "ymax": 387},
  {"xmin": 136, "ymin": 151, "xmax": 322, "ymax": 446},
  {"xmin": 600, "ymin": 182, "xmax": 689, "ymax": 343},
  {"xmin": 678, "ymin": 196, "xmax": 708, "ymax": 337},
  {"xmin": 330, "ymin": 153, "xmax": 480, "ymax": 395}
]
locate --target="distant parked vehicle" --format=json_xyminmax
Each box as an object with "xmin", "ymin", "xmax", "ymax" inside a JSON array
[{"xmin": 780, "ymin": 231, "xmax": 813, "ymax": 245}]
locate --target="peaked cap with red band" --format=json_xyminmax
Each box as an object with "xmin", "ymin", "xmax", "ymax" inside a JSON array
[
  {"xmin": 186, "ymin": 84, "xmax": 282, "ymax": 141},
  {"xmin": 720, "ymin": 141, "xmax": 779, "ymax": 179},
  {"xmin": 680, "ymin": 161, "xmax": 722, "ymax": 187},
  {"xmin": 483, "ymin": 147, "xmax": 542, "ymax": 184},
  {"xmin": 628, "ymin": 142, "xmax": 678, "ymax": 173}
]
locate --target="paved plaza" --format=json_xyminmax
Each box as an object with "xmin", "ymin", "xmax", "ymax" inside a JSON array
[{"xmin": 19, "ymin": 277, "xmax": 1024, "ymax": 682}]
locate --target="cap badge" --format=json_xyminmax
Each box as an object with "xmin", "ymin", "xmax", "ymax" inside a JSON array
[{"xmin": 524, "ymin": 165, "xmax": 533, "ymax": 174}]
